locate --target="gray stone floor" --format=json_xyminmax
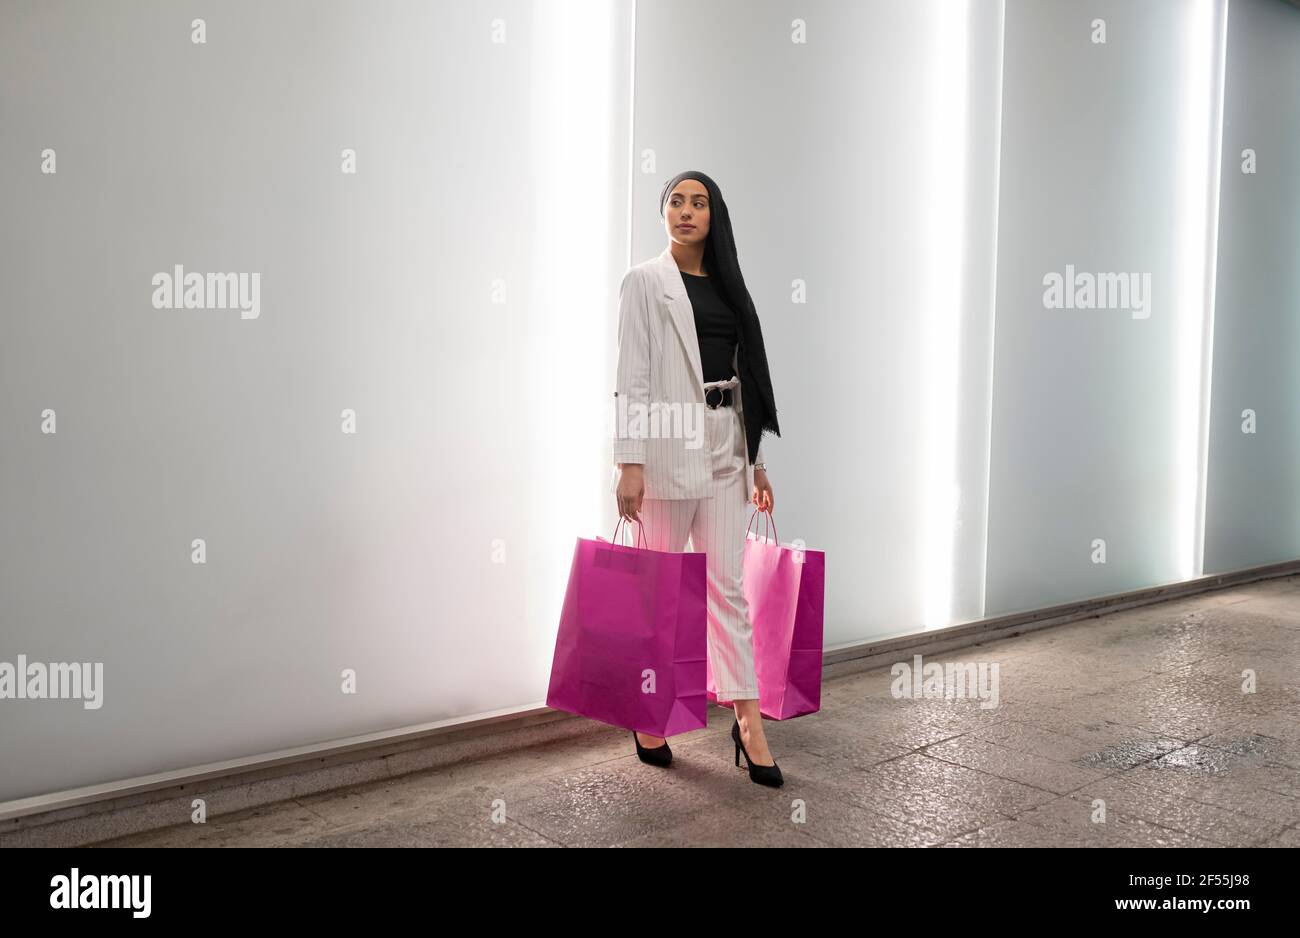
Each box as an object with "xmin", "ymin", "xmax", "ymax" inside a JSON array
[{"xmin": 97, "ymin": 577, "xmax": 1300, "ymax": 847}]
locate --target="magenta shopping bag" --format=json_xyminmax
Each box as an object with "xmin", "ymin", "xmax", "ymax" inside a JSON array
[
  {"xmin": 708, "ymin": 509, "xmax": 825, "ymax": 720},
  {"xmin": 546, "ymin": 518, "xmax": 708, "ymax": 737}
]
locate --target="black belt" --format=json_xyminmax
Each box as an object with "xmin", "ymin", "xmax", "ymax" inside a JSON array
[{"xmin": 704, "ymin": 386, "xmax": 734, "ymax": 409}]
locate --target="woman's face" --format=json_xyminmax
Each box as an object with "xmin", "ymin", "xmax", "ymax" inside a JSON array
[{"xmin": 665, "ymin": 180, "xmax": 710, "ymax": 245}]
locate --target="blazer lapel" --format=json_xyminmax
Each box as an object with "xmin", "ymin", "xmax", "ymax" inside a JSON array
[{"xmin": 654, "ymin": 245, "xmax": 704, "ymax": 395}]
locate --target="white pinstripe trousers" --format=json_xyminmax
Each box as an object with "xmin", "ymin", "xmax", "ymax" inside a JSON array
[{"xmin": 637, "ymin": 378, "xmax": 759, "ymax": 702}]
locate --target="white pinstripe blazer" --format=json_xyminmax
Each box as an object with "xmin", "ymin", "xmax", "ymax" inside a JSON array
[{"xmin": 609, "ymin": 245, "xmax": 766, "ymax": 502}]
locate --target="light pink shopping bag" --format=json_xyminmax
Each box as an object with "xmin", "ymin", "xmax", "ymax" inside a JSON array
[
  {"xmin": 547, "ymin": 518, "xmax": 709, "ymax": 737},
  {"xmin": 708, "ymin": 509, "xmax": 825, "ymax": 720}
]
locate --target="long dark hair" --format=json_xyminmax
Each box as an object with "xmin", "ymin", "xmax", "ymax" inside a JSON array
[{"xmin": 658, "ymin": 170, "xmax": 780, "ymax": 464}]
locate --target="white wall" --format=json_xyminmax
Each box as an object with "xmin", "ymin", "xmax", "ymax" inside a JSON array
[
  {"xmin": 2, "ymin": 0, "xmax": 1296, "ymax": 804},
  {"xmin": 0, "ymin": 0, "xmax": 633, "ymax": 802},
  {"xmin": 985, "ymin": 0, "xmax": 1228, "ymax": 616},
  {"xmin": 1204, "ymin": 0, "xmax": 1300, "ymax": 572},
  {"xmin": 631, "ymin": 0, "xmax": 1007, "ymax": 644}
]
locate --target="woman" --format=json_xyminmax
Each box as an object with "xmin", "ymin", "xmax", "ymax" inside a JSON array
[{"xmin": 611, "ymin": 169, "xmax": 783, "ymax": 787}]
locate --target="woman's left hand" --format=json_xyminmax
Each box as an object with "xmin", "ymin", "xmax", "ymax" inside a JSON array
[{"xmin": 751, "ymin": 469, "xmax": 773, "ymax": 514}]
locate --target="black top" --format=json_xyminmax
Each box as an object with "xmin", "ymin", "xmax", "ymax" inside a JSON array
[{"xmin": 681, "ymin": 271, "xmax": 738, "ymax": 384}]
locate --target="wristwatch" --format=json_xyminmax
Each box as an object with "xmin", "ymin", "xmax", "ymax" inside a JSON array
[{"xmin": 754, "ymin": 462, "xmax": 766, "ymax": 471}]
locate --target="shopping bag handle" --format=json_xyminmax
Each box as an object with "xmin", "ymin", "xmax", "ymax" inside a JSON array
[
  {"xmin": 611, "ymin": 516, "xmax": 647, "ymax": 549},
  {"xmin": 745, "ymin": 507, "xmax": 778, "ymax": 544}
]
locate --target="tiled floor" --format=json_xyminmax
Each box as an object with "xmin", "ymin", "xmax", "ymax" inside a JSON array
[{"xmin": 97, "ymin": 577, "xmax": 1300, "ymax": 847}]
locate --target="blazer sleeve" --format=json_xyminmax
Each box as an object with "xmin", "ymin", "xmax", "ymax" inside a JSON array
[
  {"xmin": 755, "ymin": 435, "xmax": 767, "ymax": 468},
  {"xmin": 612, "ymin": 268, "xmax": 651, "ymax": 464}
]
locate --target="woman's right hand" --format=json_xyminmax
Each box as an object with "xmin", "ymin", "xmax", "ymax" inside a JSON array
[{"xmin": 616, "ymin": 463, "xmax": 645, "ymax": 522}]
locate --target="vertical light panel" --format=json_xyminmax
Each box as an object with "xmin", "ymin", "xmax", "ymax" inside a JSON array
[
  {"xmin": 920, "ymin": 0, "xmax": 971, "ymax": 629},
  {"xmin": 976, "ymin": 0, "xmax": 1008, "ymax": 620},
  {"xmin": 1190, "ymin": 0, "xmax": 1230, "ymax": 577},
  {"xmin": 528, "ymin": 0, "xmax": 623, "ymax": 660}
]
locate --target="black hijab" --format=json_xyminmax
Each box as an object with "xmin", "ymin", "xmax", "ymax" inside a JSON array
[{"xmin": 658, "ymin": 170, "xmax": 780, "ymax": 465}]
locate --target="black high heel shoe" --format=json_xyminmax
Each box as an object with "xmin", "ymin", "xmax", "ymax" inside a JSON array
[
  {"xmin": 732, "ymin": 718, "xmax": 783, "ymax": 787},
  {"xmin": 632, "ymin": 730, "xmax": 672, "ymax": 767}
]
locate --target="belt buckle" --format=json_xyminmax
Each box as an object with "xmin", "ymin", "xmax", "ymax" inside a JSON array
[{"xmin": 705, "ymin": 386, "xmax": 724, "ymax": 409}]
